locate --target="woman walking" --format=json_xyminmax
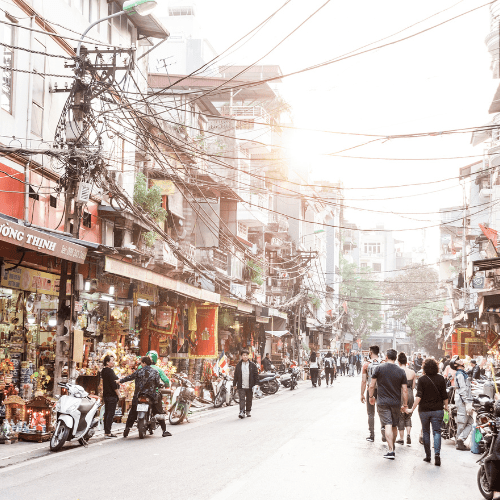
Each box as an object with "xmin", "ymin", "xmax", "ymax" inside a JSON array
[
  {"xmin": 309, "ymin": 351, "xmax": 320, "ymax": 387},
  {"xmin": 324, "ymin": 351, "xmax": 335, "ymax": 387},
  {"xmin": 396, "ymin": 352, "xmax": 416, "ymax": 445},
  {"xmin": 408, "ymin": 358, "xmax": 449, "ymax": 466}
]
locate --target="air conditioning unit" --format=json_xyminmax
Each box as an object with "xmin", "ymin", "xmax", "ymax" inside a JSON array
[{"xmin": 75, "ymin": 182, "xmax": 91, "ymax": 203}]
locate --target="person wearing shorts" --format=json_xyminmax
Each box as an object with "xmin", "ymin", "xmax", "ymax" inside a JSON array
[{"xmin": 368, "ymin": 349, "xmax": 408, "ymax": 460}]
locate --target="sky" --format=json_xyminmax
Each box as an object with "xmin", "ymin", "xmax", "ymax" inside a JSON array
[{"xmin": 157, "ymin": 0, "xmax": 498, "ymax": 261}]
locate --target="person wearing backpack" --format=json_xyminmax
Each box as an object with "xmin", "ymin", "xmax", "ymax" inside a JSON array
[
  {"xmin": 361, "ymin": 345, "xmax": 381, "ymax": 442},
  {"xmin": 324, "ymin": 351, "xmax": 335, "ymax": 387}
]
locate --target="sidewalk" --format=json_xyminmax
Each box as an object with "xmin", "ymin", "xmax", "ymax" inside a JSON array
[{"xmin": 0, "ymin": 380, "xmax": 308, "ymax": 468}]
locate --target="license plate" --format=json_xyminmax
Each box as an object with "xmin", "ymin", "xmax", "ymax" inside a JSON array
[{"xmin": 137, "ymin": 404, "xmax": 149, "ymax": 412}]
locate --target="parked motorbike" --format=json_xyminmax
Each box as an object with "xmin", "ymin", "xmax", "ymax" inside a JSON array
[
  {"xmin": 50, "ymin": 382, "xmax": 100, "ymax": 452},
  {"xmin": 169, "ymin": 374, "xmax": 196, "ymax": 425},
  {"xmin": 214, "ymin": 375, "xmax": 236, "ymax": 408},
  {"xmin": 279, "ymin": 368, "xmax": 292, "ymax": 388},
  {"xmin": 257, "ymin": 371, "xmax": 279, "ymax": 395},
  {"xmin": 477, "ymin": 416, "xmax": 500, "ymax": 499},
  {"xmin": 441, "ymin": 384, "xmax": 457, "ymax": 441}
]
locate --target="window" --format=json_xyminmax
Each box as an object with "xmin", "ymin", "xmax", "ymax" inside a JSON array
[
  {"xmin": 49, "ymin": 195, "xmax": 57, "ymax": 208},
  {"xmin": 372, "ymin": 263, "xmax": 381, "ymax": 272},
  {"xmin": 363, "ymin": 242, "xmax": 380, "ymax": 254},
  {"xmin": 1, "ymin": 22, "xmax": 14, "ymax": 113},
  {"xmin": 31, "ymin": 39, "xmax": 46, "ymax": 136},
  {"xmin": 29, "ymin": 186, "xmax": 39, "ymax": 201},
  {"xmin": 82, "ymin": 211, "xmax": 92, "ymax": 228},
  {"xmin": 360, "ymin": 263, "xmax": 368, "ymax": 268}
]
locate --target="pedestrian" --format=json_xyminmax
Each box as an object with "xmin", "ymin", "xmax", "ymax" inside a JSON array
[
  {"xmin": 395, "ymin": 352, "xmax": 415, "ymax": 446},
  {"xmin": 356, "ymin": 353, "xmax": 362, "ymax": 375},
  {"xmin": 120, "ymin": 356, "xmax": 171, "ymax": 438},
  {"xmin": 101, "ymin": 354, "xmax": 121, "ymax": 438},
  {"xmin": 232, "ymin": 349, "xmax": 259, "ymax": 418},
  {"xmin": 336, "ymin": 353, "xmax": 341, "ymax": 377},
  {"xmin": 348, "ymin": 351, "xmax": 356, "ymax": 377},
  {"xmin": 414, "ymin": 353, "xmax": 423, "ymax": 372},
  {"xmin": 407, "ymin": 358, "xmax": 449, "ymax": 466},
  {"xmin": 453, "ymin": 357, "xmax": 473, "ymax": 450},
  {"xmin": 470, "ymin": 359, "xmax": 481, "ymax": 380},
  {"xmin": 262, "ymin": 353, "xmax": 272, "ymax": 372},
  {"xmin": 324, "ymin": 351, "xmax": 335, "ymax": 387},
  {"xmin": 368, "ymin": 349, "xmax": 408, "ymax": 459},
  {"xmin": 341, "ymin": 352, "xmax": 348, "ymax": 376},
  {"xmin": 309, "ymin": 351, "xmax": 320, "ymax": 387},
  {"xmin": 361, "ymin": 345, "xmax": 381, "ymax": 442}
]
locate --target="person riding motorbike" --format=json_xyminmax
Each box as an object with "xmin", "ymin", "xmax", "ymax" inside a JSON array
[
  {"xmin": 146, "ymin": 350, "xmax": 170, "ymax": 387},
  {"xmin": 119, "ymin": 356, "xmax": 171, "ymax": 438}
]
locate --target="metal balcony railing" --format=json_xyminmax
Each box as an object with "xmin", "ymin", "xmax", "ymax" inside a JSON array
[{"xmin": 221, "ymin": 106, "xmax": 271, "ymax": 125}]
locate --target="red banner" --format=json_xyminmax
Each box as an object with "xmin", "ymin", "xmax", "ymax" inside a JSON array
[
  {"xmin": 479, "ymin": 223, "xmax": 498, "ymax": 249},
  {"xmin": 189, "ymin": 306, "xmax": 218, "ymax": 359}
]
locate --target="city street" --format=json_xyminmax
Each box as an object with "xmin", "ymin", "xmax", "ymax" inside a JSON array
[{"xmin": 0, "ymin": 377, "xmax": 481, "ymax": 500}]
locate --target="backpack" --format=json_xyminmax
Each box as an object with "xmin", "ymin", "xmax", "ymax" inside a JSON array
[
  {"xmin": 366, "ymin": 359, "xmax": 380, "ymax": 386},
  {"xmin": 324, "ymin": 358, "xmax": 334, "ymax": 369}
]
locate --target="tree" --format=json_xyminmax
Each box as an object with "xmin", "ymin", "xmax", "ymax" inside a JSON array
[
  {"xmin": 383, "ymin": 265, "xmax": 441, "ymax": 321},
  {"xmin": 406, "ymin": 302, "xmax": 445, "ymax": 357},
  {"xmin": 340, "ymin": 255, "xmax": 383, "ymax": 338}
]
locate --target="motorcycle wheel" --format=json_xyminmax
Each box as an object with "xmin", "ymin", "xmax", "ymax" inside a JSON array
[
  {"xmin": 478, "ymin": 465, "xmax": 493, "ymax": 500},
  {"xmin": 290, "ymin": 379, "xmax": 296, "ymax": 390},
  {"xmin": 232, "ymin": 389, "xmax": 240, "ymax": 404},
  {"xmin": 169, "ymin": 402, "xmax": 186, "ymax": 425},
  {"xmin": 138, "ymin": 417, "xmax": 147, "ymax": 439},
  {"xmin": 214, "ymin": 389, "xmax": 226, "ymax": 408},
  {"xmin": 261, "ymin": 382, "xmax": 270, "ymax": 395},
  {"xmin": 268, "ymin": 380, "xmax": 279, "ymax": 394},
  {"xmin": 50, "ymin": 422, "xmax": 70, "ymax": 452}
]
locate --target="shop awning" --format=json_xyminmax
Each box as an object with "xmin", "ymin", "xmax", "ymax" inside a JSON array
[
  {"xmin": 0, "ymin": 213, "xmax": 87, "ymax": 264},
  {"xmin": 265, "ymin": 330, "xmax": 289, "ymax": 337},
  {"xmin": 104, "ymin": 256, "xmax": 220, "ymax": 304}
]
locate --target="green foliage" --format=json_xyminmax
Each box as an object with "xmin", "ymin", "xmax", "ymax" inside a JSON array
[
  {"xmin": 247, "ymin": 260, "xmax": 264, "ymax": 286},
  {"xmin": 383, "ymin": 265, "xmax": 441, "ymax": 321},
  {"xmin": 340, "ymin": 255, "xmax": 383, "ymax": 338},
  {"xmin": 133, "ymin": 173, "xmax": 167, "ymax": 223},
  {"xmin": 406, "ymin": 301, "xmax": 445, "ymax": 356},
  {"xmin": 308, "ymin": 294, "xmax": 321, "ymax": 309},
  {"xmin": 143, "ymin": 231, "xmax": 157, "ymax": 248}
]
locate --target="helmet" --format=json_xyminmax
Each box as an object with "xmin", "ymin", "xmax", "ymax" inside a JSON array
[{"xmin": 147, "ymin": 350, "xmax": 158, "ymax": 364}]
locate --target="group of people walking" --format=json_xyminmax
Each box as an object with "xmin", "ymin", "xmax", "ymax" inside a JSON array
[
  {"xmin": 308, "ymin": 350, "xmax": 363, "ymax": 387},
  {"xmin": 361, "ymin": 345, "xmax": 448, "ymax": 465}
]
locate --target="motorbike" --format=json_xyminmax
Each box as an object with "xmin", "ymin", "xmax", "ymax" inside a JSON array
[
  {"xmin": 135, "ymin": 390, "xmax": 165, "ymax": 439},
  {"xmin": 214, "ymin": 375, "xmax": 236, "ymax": 408},
  {"xmin": 289, "ymin": 366, "xmax": 300, "ymax": 390},
  {"xmin": 477, "ymin": 416, "xmax": 500, "ymax": 499},
  {"xmin": 169, "ymin": 374, "xmax": 196, "ymax": 425},
  {"xmin": 257, "ymin": 371, "xmax": 279, "ymax": 395},
  {"xmin": 50, "ymin": 382, "xmax": 101, "ymax": 452},
  {"xmin": 279, "ymin": 368, "xmax": 292, "ymax": 388}
]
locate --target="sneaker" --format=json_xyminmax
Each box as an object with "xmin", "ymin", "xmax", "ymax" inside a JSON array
[
  {"xmin": 456, "ymin": 438, "xmax": 467, "ymax": 451},
  {"xmin": 407, "ymin": 435, "xmax": 411, "ymax": 445},
  {"xmin": 366, "ymin": 435, "xmax": 374, "ymax": 442},
  {"xmin": 162, "ymin": 431, "xmax": 172, "ymax": 437},
  {"xmin": 238, "ymin": 412, "xmax": 245, "ymax": 419},
  {"xmin": 381, "ymin": 429, "xmax": 387, "ymax": 442},
  {"xmin": 246, "ymin": 412, "xmax": 251, "ymax": 417},
  {"xmin": 104, "ymin": 434, "xmax": 118, "ymax": 439},
  {"xmin": 423, "ymin": 457, "xmax": 431, "ymax": 463},
  {"xmin": 435, "ymin": 455, "xmax": 441, "ymax": 466},
  {"xmin": 383, "ymin": 451, "xmax": 395, "ymax": 460},
  {"xmin": 396, "ymin": 439, "xmax": 404, "ymax": 445},
  {"xmin": 123, "ymin": 427, "xmax": 130, "ymax": 438}
]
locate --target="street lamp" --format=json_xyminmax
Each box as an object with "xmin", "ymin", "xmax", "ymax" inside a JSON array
[{"xmin": 76, "ymin": 0, "xmax": 158, "ymax": 57}]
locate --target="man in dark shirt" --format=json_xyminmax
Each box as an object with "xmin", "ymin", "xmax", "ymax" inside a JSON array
[
  {"xmin": 262, "ymin": 353, "xmax": 272, "ymax": 372},
  {"xmin": 414, "ymin": 353, "xmax": 423, "ymax": 371},
  {"xmin": 368, "ymin": 349, "xmax": 408, "ymax": 460},
  {"xmin": 101, "ymin": 354, "xmax": 120, "ymax": 438},
  {"xmin": 470, "ymin": 360, "xmax": 481, "ymax": 380}
]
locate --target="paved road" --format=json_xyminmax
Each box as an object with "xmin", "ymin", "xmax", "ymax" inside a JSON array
[{"xmin": 0, "ymin": 376, "xmax": 482, "ymax": 500}]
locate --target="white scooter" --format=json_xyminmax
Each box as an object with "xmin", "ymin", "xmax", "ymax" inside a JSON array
[{"xmin": 50, "ymin": 382, "xmax": 101, "ymax": 451}]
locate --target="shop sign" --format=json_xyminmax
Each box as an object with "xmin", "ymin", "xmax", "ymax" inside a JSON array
[
  {"xmin": 137, "ymin": 282, "xmax": 158, "ymax": 303},
  {"xmin": 344, "ymin": 333, "xmax": 353, "ymax": 342},
  {"xmin": 151, "ymin": 179, "xmax": 175, "ymax": 195},
  {"xmin": 256, "ymin": 316, "xmax": 270, "ymax": 323},
  {"xmin": 0, "ymin": 218, "xmax": 87, "ymax": 264},
  {"xmin": 104, "ymin": 257, "xmax": 220, "ymax": 304},
  {"xmin": 220, "ymin": 295, "xmax": 238, "ymax": 308},
  {"xmin": 1, "ymin": 266, "xmax": 70, "ymax": 296}
]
